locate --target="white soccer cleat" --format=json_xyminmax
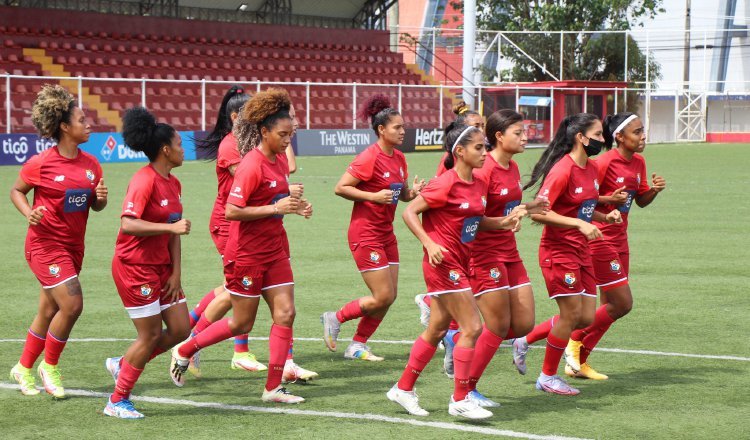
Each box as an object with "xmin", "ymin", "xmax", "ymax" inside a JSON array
[
  {"xmin": 320, "ymin": 312, "xmax": 341, "ymax": 352},
  {"xmin": 414, "ymin": 294, "xmax": 431, "ymax": 327},
  {"xmin": 282, "ymin": 359, "xmax": 319, "ymax": 383},
  {"xmin": 468, "ymin": 389, "xmax": 501, "ymax": 408},
  {"xmin": 261, "ymin": 385, "xmax": 305, "ymax": 404},
  {"xmin": 386, "ymin": 384, "xmax": 429, "ymax": 416},
  {"xmin": 169, "ymin": 345, "xmax": 190, "ymax": 387},
  {"xmin": 103, "ymin": 397, "xmax": 145, "ymax": 419},
  {"xmin": 535, "ymin": 373, "xmax": 580, "ymax": 395},
  {"xmin": 448, "ymin": 395, "xmax": 493, "ymax": 419},
  {"xmin": 511, "ymin": 337, "xmax": 529, "ymax": 375},
  {"xmin": 344, "ymin": 341, "xmax": 384, "ymax": 362},
  {"xmin": 105, "ymin": 356, "xmax": 122, "ymax": 383}
]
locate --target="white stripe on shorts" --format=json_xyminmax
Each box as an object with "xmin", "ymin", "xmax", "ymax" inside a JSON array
[
  {"xmin": 160, "ymin": 298, "xmax": 187, "ymax": 311},
  {"xmin": 261, "ymin": 282, "xmax": 295, "ymax": 291},
  {"xmin": 43, "ymin": 274, "xmax": 78, "ymax": 289},
  {"xmin": 126, "ymin": 300, "xmax": 161, "ymax": 319},
  {"xmin": 427, "ymin": 287, "xmax": 472, "ymax": 297},
  {"xmin": 473, "ymin": 285, "xmax": 510, "ymax": 298},
  {"xmin": 596, "ymin": 277, "xmax": 628, "ymax": 288}
]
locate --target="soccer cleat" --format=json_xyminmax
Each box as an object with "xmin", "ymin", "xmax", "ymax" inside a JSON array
[
  {"xmin": 468, "ymin": 389, "xmax": 502, "ymax": 408},
  {"xmin": 511, "ymin": 337, "xmax": 529, "ymax": 375},
  {"xmin": 105, "ymin": 356, "xmax": 122, "ymax": 383},
  {"xmin": 37, "ymin": 361, "xmax": 65, "ymax": 399},
  {"xmin": 443, "ymin": 329, "xmax": 457, "ymax": 379},
  {"xmin": 187, "ymin": 350, "xmax": 201, "ymax": 378},
  {"xmin": 261, "ymin": 385, "xmax": 305, "ymax": 404},
  {"xmin": 344, "ymin": 341, "xmax": 384, "ymax": 362},
  {"xmin": 320, "ymin": 312, "xmax": 341, "ymax": 352},
  {"xmin": 231, "ymin": 352, "xmax": 267, "ymax": 372},
  {"xmin": 282, "ymin": 360, "xmax": 319, "ymax": 383},
  {"xmin": 414, "ymin": 294, "xmax": 431, "ymax": 327},
  {"xmin": 565, "ymin": 363, "xmax": 609, "ymax": 380},
  {"xmin": 448, "ymin": 395, "xmax": 493, "ymax": 419},
  {"xmin": 535, "ymin": 373, "xmax": 580, "ymax": 395},
  {"xmin": 386, "ymin": 384, "xmax": 429, "ymax": 416},
  {"xmin": 169, "ymin": 345, "xmax": 189, "ymax": 387},
  {"xmin": 103, "ymin": 397, "xmax": 145, "ymax": 419},
  {"xmin": 9, "ymin": 363, "xmax": 40, "ymax": 396},
  {"xmin": 564, "ymin": 339, "xmax": 583, "ymax": 372}
]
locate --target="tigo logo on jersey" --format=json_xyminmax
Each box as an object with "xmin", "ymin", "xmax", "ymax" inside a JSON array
[
  {"xmin": 449, "ymin": 270, "xmax": 461, "ymax": 282},
  {"xmin": 48, "ymin": 264, "xmax": 60, "ymax": 277},
  {"xmin": 370, "ymin": 251, "xmax": 381, "ymax": 262},
  {"xmin": 461, "ymin": 216, "xmax": 481, "ymax": 243},
  {"xmin": 242, "ymin": 276, "xmax": 253, "ymax": 289},
  {"xmin": 140, "ymin": 284, "xmax": 152, "ymax": 297},
  {"xmin": 564, "ymin": 273, "xmax": 577, "ymax": 286},
  {"xmin": 489, "ymin": 267, "xmax": 501, "ymax": 280},
  {"xmin": 63, "ymin": 189, "xmax": 91, "ymax": 213},
  {"xmin": 54, "ymin": 175, "xmax": 65, "ymax": 182},
  {"xmin": 577, "ymin": 199, "xmax": 597, "ymax": 222},
  {"xmin": 85, "ymin": 169, "xmax": 95, "ymax": 181},
  {"xmin": 610, "ymin": 260, "xmax": 621, "ymax": 272}
]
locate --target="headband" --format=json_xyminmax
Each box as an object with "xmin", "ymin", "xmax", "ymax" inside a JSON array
[
  {"xmin": 451, "ymin": 126, "xmax": 475, "ymax": 153},
  {"xmin": 613, "ymin": 114, "xmax": 638, "ymax": 136}
]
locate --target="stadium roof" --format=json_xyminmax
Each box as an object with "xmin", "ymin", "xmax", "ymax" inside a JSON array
[{"xmin": 177, "ymin": 0, "xmax": 370, "ymax": 20}]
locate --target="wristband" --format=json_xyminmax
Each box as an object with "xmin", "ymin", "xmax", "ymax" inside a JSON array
[{"xmin": 274, "ymin": 205, "xmax": 279, "ymax": 215}]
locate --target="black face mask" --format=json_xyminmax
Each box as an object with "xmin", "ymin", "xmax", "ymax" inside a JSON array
[{"xmin": 583, "ymin": 136, "xmax": 604, "ymax": 157}]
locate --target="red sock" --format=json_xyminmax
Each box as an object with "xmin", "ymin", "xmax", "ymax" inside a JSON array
[
  {"xmin": 43, "ymin": 331, "xmax": 67, "ymax": 366},
  {"xmin": 448, "ymin": 320, "xmax": 459, "ymax": 331},
  {"xmin": 111, "ymin": 359, "xmax": 144, "ymax": 403},
  {"xmin": 189, "ymin": 291, "xmax": 216, "ymax": 328},
  {"xmin": 148, "ymin": 347, "xmax": 166, "ymax": 361},
  {"xmin": 397, "ymin": 336, "xmax": 438, "ymax": 391},
  {"xmin": 178, "ymin": 318, "xmax": 233, "ymax": 358},
  {"xmin": 542, "ymin": 332, "xmax": 568, "ymax": 376},
  {"xmin": 194, "ymin": 315, "xmax": 213, "ymax": 335},
  {"xmin": 335, "ymin": 299, "xmax": 363, "ymax": 323},
  {"xmin": 525, "ymin": 315, "xmax": 558, "ymax": 345},
  {"xmin": 19, "ymin": 329, "xmax": 46, "ymax": 369},
  {"xmin": 468, "ymin": 326, "xmax": 503, "ymax": 390},
  {"xmin": 580, "ymin": 306, "xmax": 617, "ymax": 363},
  {"xmin": 287, "ymin": 339, "xmax": 294, "ymax": 361},
  {"xmin": 505, "ymin": 328, "xmax": 516, "ymax": 339},
  {"xmin": 352, "ymin": 316, "xmax": 382, "ymax": 343},
  {"xmin": 452, "ymin": 346, "xmax": 474, "ymax": 401},
  {"xmin": 234, "ymin": 334, "xmax": 249, "ymax": 353},
  {"xmin": 266, "ymin": 324, "xmax": 293, "ymax": 391}
]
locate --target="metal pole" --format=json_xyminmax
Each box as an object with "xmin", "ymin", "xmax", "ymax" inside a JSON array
[
  {"xmin": 515, "ymin": 85, "xmax": 519, "ymax": 112},
  {"xmin": 352, "ymin": 82, "xmax": 357, "ymax": 129},
  {"xmin": 201, "ymin": 79, "xmax": 206, "ymax": 131},
  {"xmin": 478, "ymin": 85, "xmax": 482, "ymax": 115},
  {"xmin": 583, "ymin": 87, "xmax": 588, "ymax": 113},
  {"xmin": 683, "ymin": 0, "xmax": 691, "ymax": 90},
  {"xmin": 141, "ymin": 79, "xmax": 146, "ymax": 108},
  {"xmin": 77, "ymin": 77, "xmax": 82, "ymax": 108},
  {"xmin": 703, "ymin": 30, "xmax": 708, "ymax": 91},
  {"xmin": 439, "ymin": 85, "xmax": 444, "ymax": 128},
  {"xmin": 462, "ymin": 0, "xmax": 476, "ymax": 104},
  {"xmin": 549, "ymin": 86, "xmax": 554, "ymax": 141},
  {"xmin": 624, "ymin": 31, "xmax": 629, "ymax": 83},
  {"xmin": 674, "ymin": 89, "xmax": 679, "ymax": 142},
  {"xmin": 645, "ymin": 84, "xmax": 651, "ymax": 143},
  {"xmin": 305, "ymin": 82, "xmax": 310, "ymax": 130},
  {"xmin": 646, "ymin": 31, "xmax": 650, "ymax": 86},
  {"xmin": 497, "ymin": 32, "xmax": 502, "ymax": 80},
  {"xmin": 432, "ymin": 28, "xmax": 436, "ymax": 75},
  {"xmin": 398, "ymin": 83, "xmax": 402, "ymax": 113},
  {"xmin": 559, "ymin": 32, "xmax": 564, "ymax": 80},
  {"xmin": 256, "ymin": 80, "xmax": 261, "ymax": 93},
  {"xmin": 5, "ymin": 74, "xmax": 10, "ymax": 133},
  {"xmin": 614, "ymin": 88, "xmax": 619, "ymax": 113}
]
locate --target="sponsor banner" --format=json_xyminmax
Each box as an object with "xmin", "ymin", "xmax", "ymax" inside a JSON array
[
  {"xmin": 295, "ymin": 129, "xmax": 376, "ymax": 156},
  {"xmin": 0, "ymin": 132, "xmax": 197, "ymax": 165},
  {"xmin": 405, "ymin": 128, "xmax": 444, "ymax": 151}
]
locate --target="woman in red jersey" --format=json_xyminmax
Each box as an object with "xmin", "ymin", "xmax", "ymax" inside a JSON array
[
  {"xmin": 511, "ymin": 113, "xmax": 622, "ymax": 396},
  {"xmin": 387, "ymin": 122, "xmax": 527, "ymax": 420},
  {"xmin": 433, "ymin": 102, "xmax": 484, "ymax": 177},
  {"xmin": 9, "ymin": 85, "xmax": 107, "ymax": 399},
  {"xmin": 102, "ymin": 107, "xmax": 191, "ymax": 419},
  {"xmin": 320, "ymin": 94, "xmax": 425, "ymax": 361},
  {"xmin": 170, "ymin": 88, "xmax": 312, "ymax": 404},
  {"xmin": 564, "ymin": 113, "xmax": 666, "ymax": 380}
]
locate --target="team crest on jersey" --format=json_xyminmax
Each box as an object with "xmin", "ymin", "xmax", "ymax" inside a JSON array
[
  {"xmin": 610, "ymin": 260, "xmax": 621, "ymax": 272},
  {"xmin": 369, "ymin": 251, "xmax": 381, "ymax": 262},
  {"xmin": 564, "ymin": 273, "xmax": 576, "ymax": 286},
  {"xmin": 636, "ymin": 173, "xmax": 641, "ymax": 185},
  {"xmin": 48, "ymin": 264, "xmax": 60, "ymax": 277},
  {"xmin": 489, "ymin": 267, "xmax": 501, "ymax": 280},
  {"xmin": 481, "ymin": 196, "xmax": 487, "ymax": 207},
  {"xmin": 399, "ymin": 167, "xmax": 404, "ymax": 178},
  {"xmin": 85, "ymin": 169, "xmax": 95, "ymax": 181},
  {"xmin": 242, "ymin": 276, "xmax": 253, "ymax": 289},
  {"xmin": 594, "ymin": 179, "xmax": 600, "ymax": 191},
  {"xmin": 449, "ymin": 270, "xmax": 461, "ymax": 282},
  {"xmin": 140, "ymin": 284, "xmax": 152, "ymax": 297}
]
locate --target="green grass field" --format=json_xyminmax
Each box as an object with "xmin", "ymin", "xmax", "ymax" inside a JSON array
[{"xmin": 1, "ymin": 143, "xmax": 748, "ymax": 439}]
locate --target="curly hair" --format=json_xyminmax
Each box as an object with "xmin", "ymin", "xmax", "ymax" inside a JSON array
[
  {"xmin": 31, "ymin": 84, "xmax": 77, "ymax": 141},
  {"xmin": 235, "ymin": 88, "xmax": 291, "ymax": 156},
  {"xmin": 358, "ymin": 94, "xmax": 399, "ymax": 135},
  {"xmin": 452, "ymin": 100, "xmax": 480, "ymax": 126},
  {"xmin": 122, "ymin": 106, "xmax": 176, "ymax": 162}
]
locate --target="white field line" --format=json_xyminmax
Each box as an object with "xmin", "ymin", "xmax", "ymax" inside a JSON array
[
  {"xmin": 0, "ymin": 337, "xmax": 748, "ymax": 362},
  {"xmin": 0, "ymin": 383, "xmax": 589, "ymax": 440}
]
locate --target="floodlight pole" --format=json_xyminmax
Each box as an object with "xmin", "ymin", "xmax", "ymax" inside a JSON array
[{"xmin": 462, "ymin": 0, "xmax": 476, "ymax": 106}]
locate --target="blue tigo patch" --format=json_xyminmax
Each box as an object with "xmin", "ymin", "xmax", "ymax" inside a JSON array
[
  {"xmin": 577, "ymin": 199, "xmax": 597, "ymax": 222},
  {"xmin": 389, "ymin": 183, "xmax": 404, "ymax": 204},
  {"xmin": 63, "ymin": 188, "xmax": 92, "ymax": 213},
  {"xmin": 271, "ymin": 193, "xmax": 287, "ymax": 218},
  {"xmin": 503, "ymin": 199, "xmax": 521, "ymax": 216},
  {"xmin": 167, "ymin": 212, "xmax": 182, "ymax": 224},
  {"xmin": 461, "ymin": 216, "xmax": 482, "ymax": 243},
  {"xmin": 618, "ymin": 190, "xmax": 637, "ymax": 213}
]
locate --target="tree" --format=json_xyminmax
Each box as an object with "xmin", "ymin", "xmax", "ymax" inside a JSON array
[{"xmin": 461, "ymin": 0, "xmax": 663, "ymax": 88}]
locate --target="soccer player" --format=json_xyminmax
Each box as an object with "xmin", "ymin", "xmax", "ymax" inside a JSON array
[
  {"xmin": 564, "ymin": 113, "xmax": 665, "ymax": 379},
  {"xmin": 170, "ymin": 88, "xmax": 312, "ymax": 404},
  {"xmin": 512, "ymin": 113, "xmax": 622, "ymax": 396},
  {"xmin": 386, "ymin": 122, "xmax": 526, "ymax": 420},
  {"xmin": 320, "ymin": 94, "xmax": 425, "ymax": 361},
  {"xmin": 9, "ymin": 85, "xmax": 107, "ymax": 398},
  {"xmin": 102, "ymin": 107, "xmax": 191, "ymax": 418},
  {"xmin": 432, "ymin": 102, "xmax": 484, "ymax": 177}
]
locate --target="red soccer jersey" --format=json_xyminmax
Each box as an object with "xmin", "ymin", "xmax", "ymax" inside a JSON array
[
  {"xmin": 472, "ymin": 155, "xmax": 524, "ymax": 263},
  {"xmin": 421, "ymin": 168, "xmax": 488, "ymax": 266},
  {"xmin": 538, "ymin": 154, "xmax": 600, "ymax": 264},
  {"xmin": 591, "ymin": 149, "xmax": 650, "ymax": 253},
  {"xmin": 20, "ymin": 146, "xmax": 102, "ymax": 252},
  {"xmin": 346, "ymin": 143, "xmax": 408, "ymax": 244},
  {"xmin": 224, "ymin": 148, "xmax": 290, "ymax": 266},
  {"xmin": 209, "ymin": 133, "xmax": 242, "ymax": 235},
  {"xmin": 115, "ymin": 164, "xmax": 183, "ymax": 265},
  {"xmin": 435, "ymin": 152, "xmax": 449, "ymax": 176}
]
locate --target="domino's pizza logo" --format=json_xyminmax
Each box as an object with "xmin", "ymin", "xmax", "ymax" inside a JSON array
[
  {"xmin": 101, "ymin": 136, "xmax": 116, "ymax": 161},
  {"xmin": 370, "ymin": 251, "xmax": 381, "ymax": 262},
  {"xmin": 449, "ymin": 270, "xmax": 461, "ymax": 282},
  {"xmin": 48, "ymin": 264, "xmax": 60, "ymax": 277},
  {"xmin": 242, "ymin": 276, "xmax": 253, "ymax": 289},
  {"xmin": 610, "ymin": 260, "xmax": 621, "ymax": 272},
  {"xmin": 63, "ymin": 189, "xmax": 92, "ymax": 213},
  {"xmin": 564, "ymin": 273, "xmax": 577, "ymax": 286},
  {"xmin": 140, "ymin": 284, "xmax": 152, "ymax": 297},
  {"xmin": 489, "ymin": 267, "xmax": 501, "ymax": 280}
]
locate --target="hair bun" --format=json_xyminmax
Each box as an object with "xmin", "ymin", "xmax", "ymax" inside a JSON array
[
  {"xmin": 122, "ymin": 107, "xmax": 158, "ymax": 153},
  {"xmin": 359, "ymin": 94, "xmax": 392, "ymax": 122}
]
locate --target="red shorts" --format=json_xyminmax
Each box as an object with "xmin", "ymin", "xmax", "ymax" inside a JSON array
[
  {"xmin": 224, "ymin": 257, "xmax": 294, "ymax": 297},
  {"xmin": 423, "ymin": 253, "xmax": 471, "ymax": 296},
  {"xmin": 26, "ymin": 246, "xmax": 84, "ymax": 289},
  {"xmin": 111, "ymin": 258, "xmax": 186, "ymax": 319},
  {"xmin": 469, "ymin": 259, "xmax": 531, "ymax": 297},
  {"xmin": 539, "ymin": 256, "xmax": 597, "ymax": 299},
  {"xmin": 350, "ymin": 238, "xmax": 399, "ymax": 272},
  {"xmin": 210, "ymin": 225, "xmax": 229, "ymax": 257},
  {"xmin": 592, "ymin": 244, "xmax": 629, "ymax": 291}
]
